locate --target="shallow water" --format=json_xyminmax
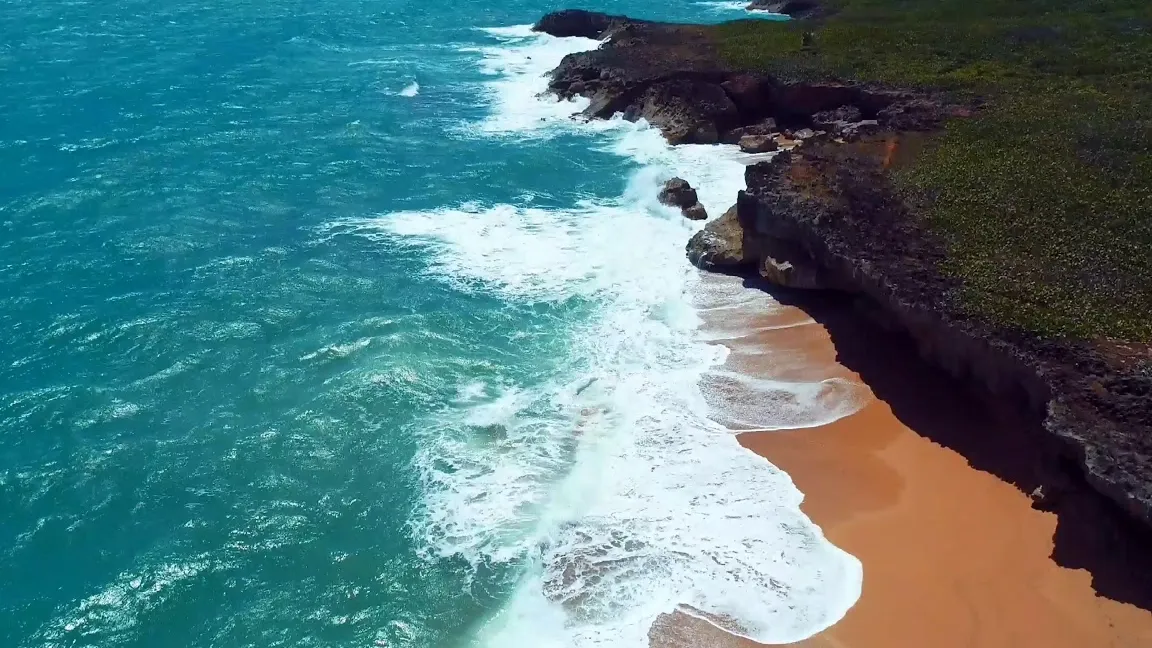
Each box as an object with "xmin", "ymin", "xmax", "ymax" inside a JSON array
[{"xmin": 1, "ymin": 2, "xmax": 851, "ymax": 647}]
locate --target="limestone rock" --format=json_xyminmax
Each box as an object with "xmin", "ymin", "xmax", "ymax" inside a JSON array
[
  {"xmin": 839, "ymin": 119, "xmax": 881, "ymax": 140},
  {"xmin": 533, "ymin": 9, "xmax": 627, "ymax": 39},
  {"xmin": 683, "ymin": 203, "xmax": 709, "ymax": 220},
  {"xmin": 638, "ymin": 79, "xmax": 738, "ymax": 144},
  {"xmin": 759, "ymin": 254, "xmax": 827, "ymax": 289},
  {"xmin": 745, "ymin": 0, "xmax": 822, "ymax": 18},
  {"xmin": 877, "ymin": 99, "xmax": 948, "ymax": 131},
  {"xmin": 721, "ymin": 118, "xmax": 778, "ymax": 144},
  {"xmin": 658, "ymin": 177, "xmax": 699, "ymax": 209},
  {"xmin": 738, "ymin": 134, "xmax": 779, "ymax": 153},
  {"xmin": 686, "ymin": 204, "xmax": 754, "ymax": 270}
]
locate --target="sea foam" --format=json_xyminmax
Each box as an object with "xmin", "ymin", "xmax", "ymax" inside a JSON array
[{"xmin": 349, "ymin": 24, "xmax": 864, "ymax": 648}]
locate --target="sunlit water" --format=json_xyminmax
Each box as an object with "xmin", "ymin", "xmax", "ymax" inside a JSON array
[{"xmin": 0, "ymin": 1, "xmax": 852, "ymax": 646}]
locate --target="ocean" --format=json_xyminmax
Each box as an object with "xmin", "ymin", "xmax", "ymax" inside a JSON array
[{"xmin": 0, "ymin": 1, "xmax": 857, "ymax": 647}]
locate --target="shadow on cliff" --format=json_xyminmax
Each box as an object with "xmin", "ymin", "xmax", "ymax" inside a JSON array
[{"xmin": 747, "ymin": 277, "xmax": 1152, "ymax": 612}]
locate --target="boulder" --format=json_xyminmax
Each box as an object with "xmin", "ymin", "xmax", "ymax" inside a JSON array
[
  {"xmin": 686, "ymin": 204, "xmax": 755, "ymax": 270},
  {"xmin": 739, "ymin": 134, "xmax": 779, "ymax": 153},
  {"xmin": 658, "ymin": 178, "xmax": 699, "ymax": 209},
  {"xmin": 792, "ymin": 127, "xmax": 817, "ymax": 140},
  {"xmin": 759, "ymin": 253, "xmax": 828, "ymax": 289},
  {"xmin": 812, "ymin": 105, "xmax": 863, "ymax": 130},
  {"xmin": 683, "ymin": 203, "xmax": 709, "ymax": 220},
  {"xmin": 721, "ymin": 118, "xmax": 778, "ymax": 144}
]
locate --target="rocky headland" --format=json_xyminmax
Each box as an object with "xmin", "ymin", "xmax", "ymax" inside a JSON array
[{"xmin": 533, "ymin": 5, "xmax": 1152, "ymax": 604}]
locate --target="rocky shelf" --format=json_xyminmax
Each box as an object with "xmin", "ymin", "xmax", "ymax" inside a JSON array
[{"xmin": 533, "ymin": 9, "xmax": 1152, "ymax": 548}]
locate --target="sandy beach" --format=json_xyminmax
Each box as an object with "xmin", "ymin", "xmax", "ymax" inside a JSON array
[{"xmin": 652, "ymin": 275, "xmax": 1152, "ymax": 648}]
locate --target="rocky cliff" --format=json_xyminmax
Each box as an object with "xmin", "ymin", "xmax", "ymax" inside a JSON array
[
  {"xmin": 534, "ymin": 10, "xmax": 946, "ymax": 145},
  {"xmin": 534, "ymin": 10, "xmax": 1152, "ymax": 533},
  {"xmin": 691, "ymin": 139, "xmax": 1152, "ymax": 530}
]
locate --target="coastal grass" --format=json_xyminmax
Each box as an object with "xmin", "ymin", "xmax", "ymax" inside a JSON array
[{"xmin": 709, "ymin": 0, "xmax": 1152, "ymax": 342}]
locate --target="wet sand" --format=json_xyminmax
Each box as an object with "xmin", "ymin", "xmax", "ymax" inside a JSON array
[{"xmin": 653, "ymin": 275, "xmax": 1152, "ymax": 648}]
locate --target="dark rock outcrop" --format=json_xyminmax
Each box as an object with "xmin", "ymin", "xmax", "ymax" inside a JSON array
[
  {"xmin": 534, "ymin": 11, "xmax": 931, "ymax": 148},
  {"xmin": 658, "ymin": 177, "xmax": 699, "ymax": 209},
  {"xmin": 639, "ymin": 78, "xmax": 740, "ymax": 144},
  {"xmin": 690, "ymin": 138, "xmax": 1152, "ymax": 532},
  {"xmin": 536, "ymin": 10, "xmax": 1152, "ymax": 541},
  {"xmin": 738, "ymin": 134, "xmax": 779, "ymax": 153},
  {"xmin": 659, "ymin": 178, "xmax": 709, "ymax": 220},
  {"xmin": 812, "ymin": 104, "xmax": 863, "ymax": 134},
  {"xmin": 722, "ymin": 118, "xmax": 778, "ymax": 144},
  {"xmin": 686, "ymin": 204, "xmax": 753, "ymax": 269},
  {"xmin": 532, "ymin": 9, "xmax": 631, "ymax": 39},
  {"xmin": 746, "ymin": 0, "xmax": 823, "ymax": 19},
  {"xmin": 720, "ymin": 74, "xmax": 775, "ymax": 115},
  {"xmin": 683, "ymin": 203, "xmax": 709, "ymax": 220},
  {"xmin": 686, "ymin": 193, "xmax": 835, "ymax": 289}
]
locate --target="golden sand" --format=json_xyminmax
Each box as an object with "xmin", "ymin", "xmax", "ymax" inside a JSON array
[{"xmin": 653, "ymin": 278, "xmax": 1152, "ymax": 648}]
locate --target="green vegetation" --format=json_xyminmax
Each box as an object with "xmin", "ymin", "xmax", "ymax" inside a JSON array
[{"xmin": 709, "ymin": 0, "xmax": 1152, "ymax": 341}]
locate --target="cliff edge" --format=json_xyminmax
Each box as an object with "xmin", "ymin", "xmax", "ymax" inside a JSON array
[{"xmin": 533, "ymin": 5, "xmax": 1152, "ymax": 538}]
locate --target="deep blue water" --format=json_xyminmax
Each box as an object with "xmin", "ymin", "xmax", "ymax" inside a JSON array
[{"xmin": 0, "ymin": 1, "xmax": 844, "ymax": 647}]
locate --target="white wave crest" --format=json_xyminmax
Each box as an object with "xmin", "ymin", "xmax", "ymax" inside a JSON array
[
  {"xmin": 338, "ymin": 185, "xmax": 861, "ymax": 646},
  {"xmin": 399, "ymin": 81, "xmax": 420, "ymax": 97},
  {"xmin": 334, "ymin": 24, "xmax": 864, "ymax": 648},
  {"xmin": 467, "ymin": 25, "xmax": 600, "ymax": 135}
]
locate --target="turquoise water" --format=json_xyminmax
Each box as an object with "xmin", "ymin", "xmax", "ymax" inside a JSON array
[{"xmin": 0, "ymin": 1, "xmax": 847, "ymax": 647}]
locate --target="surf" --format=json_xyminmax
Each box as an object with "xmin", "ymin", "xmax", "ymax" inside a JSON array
[{"xmin": 347, "ymin": 25, "xmax": 866, "ymax": 647}]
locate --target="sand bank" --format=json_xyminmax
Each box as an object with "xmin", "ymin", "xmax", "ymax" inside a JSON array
[{"xmin": 652, "ymin": 276, "xmax": 1152, "ymax": 648}]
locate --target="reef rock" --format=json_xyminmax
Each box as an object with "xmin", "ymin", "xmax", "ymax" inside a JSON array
[
  {"xmin": 745, "ymin": 0, "xmax": 823, "ymax": 19},
  {"xmin": 532, "ymin": 9, "xmax": 630, "ymax": 39},
  {"xmin": 686, "ymin": 204, "xmax": 754, "ymax": 270},
  {"xmin": 658, "ymin": 177, "xmax": 699, "ymax": 209},
  {"xmin": 722, "ymin": 118, "xmax": 779, "ymax": 144},
  {"xmin": 738, "ymin": 134, "xmax": 779, "ymax": 153},
  {"xmin": 659, "ymin": 178, "xmax": 709, "ymax": 220},
  {"xmin": 683, "ymin": 203, "xmax": 709, "ymax": 221}
]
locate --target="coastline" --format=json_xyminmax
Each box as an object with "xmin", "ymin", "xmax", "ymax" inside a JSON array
[
  {"xmin": 671, "ymin": 276, "xmax": 1152, "ymax": 647},
  {"xmin": 531, "ymin": 6, "xmax": 1152, "ymax": 535}
]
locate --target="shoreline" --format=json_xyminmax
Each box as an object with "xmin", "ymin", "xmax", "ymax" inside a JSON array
[
  {"xmin": 517, "ymin": 11, "xmax": 1152, "ymax": 643},
  {"xmin": 530, "ymin": 5, "xmax": 1152, "ymax": 540},
  {"xmin": 660, "ymin": 278, "xmax": 1152, "ymax": 647}
]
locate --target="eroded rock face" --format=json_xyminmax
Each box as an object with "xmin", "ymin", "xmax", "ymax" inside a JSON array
[
  {"xmin": 532, "ymin": 9, "xmax": 630, "ymax": 39},
  {"xmin": 683, "ymin": 203, "xmax": 709, "ymax": 220},
  {"xmin": 658, "ymin": 178, "xmax": 699, "ymax": 209},
  {"xmin": 738, "ymin": 134, "xmax": 779, "ymax": 153},
  {"xmin": 877, "ymin": 99, "xmax": 949, "ymax": 131},
  {"xmin": 702, "ymin": 140, "xmax": 1152, "ymax": 530},
  {"xmin": 723, "ymin": 118, "xmax": 778, "ymax": 144},
  {"xmin": 813, "ymin": 104, "xmax": 863, "ymax": 133},
  {"xmin": 745, "ymin": 0, "xmax": 823, "ymax": 19},
  {"xmin": 536, "ymin": 11, "xmax": 947, "ymax": 150},
  {"xmin": 720, "ymin": 74, "xmax": 775, "ymax": 116},
  {"xmin": 659, "ymin": 178, "xmax": 709, "ymax": 220},
  {"xmin": 538, "ymin": 9, "xmax": 1152, "ymax": 536},
  {"xmin": 639, "ymin": 79, "xmax": 739, "ymax": 144},
  {"xmin": 686, "ymin": 204, "xmax": 753, "ymax": 270},
  {"xmin": 774, "ymin": 84, "xmax": 860, "ymax": 119}
]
